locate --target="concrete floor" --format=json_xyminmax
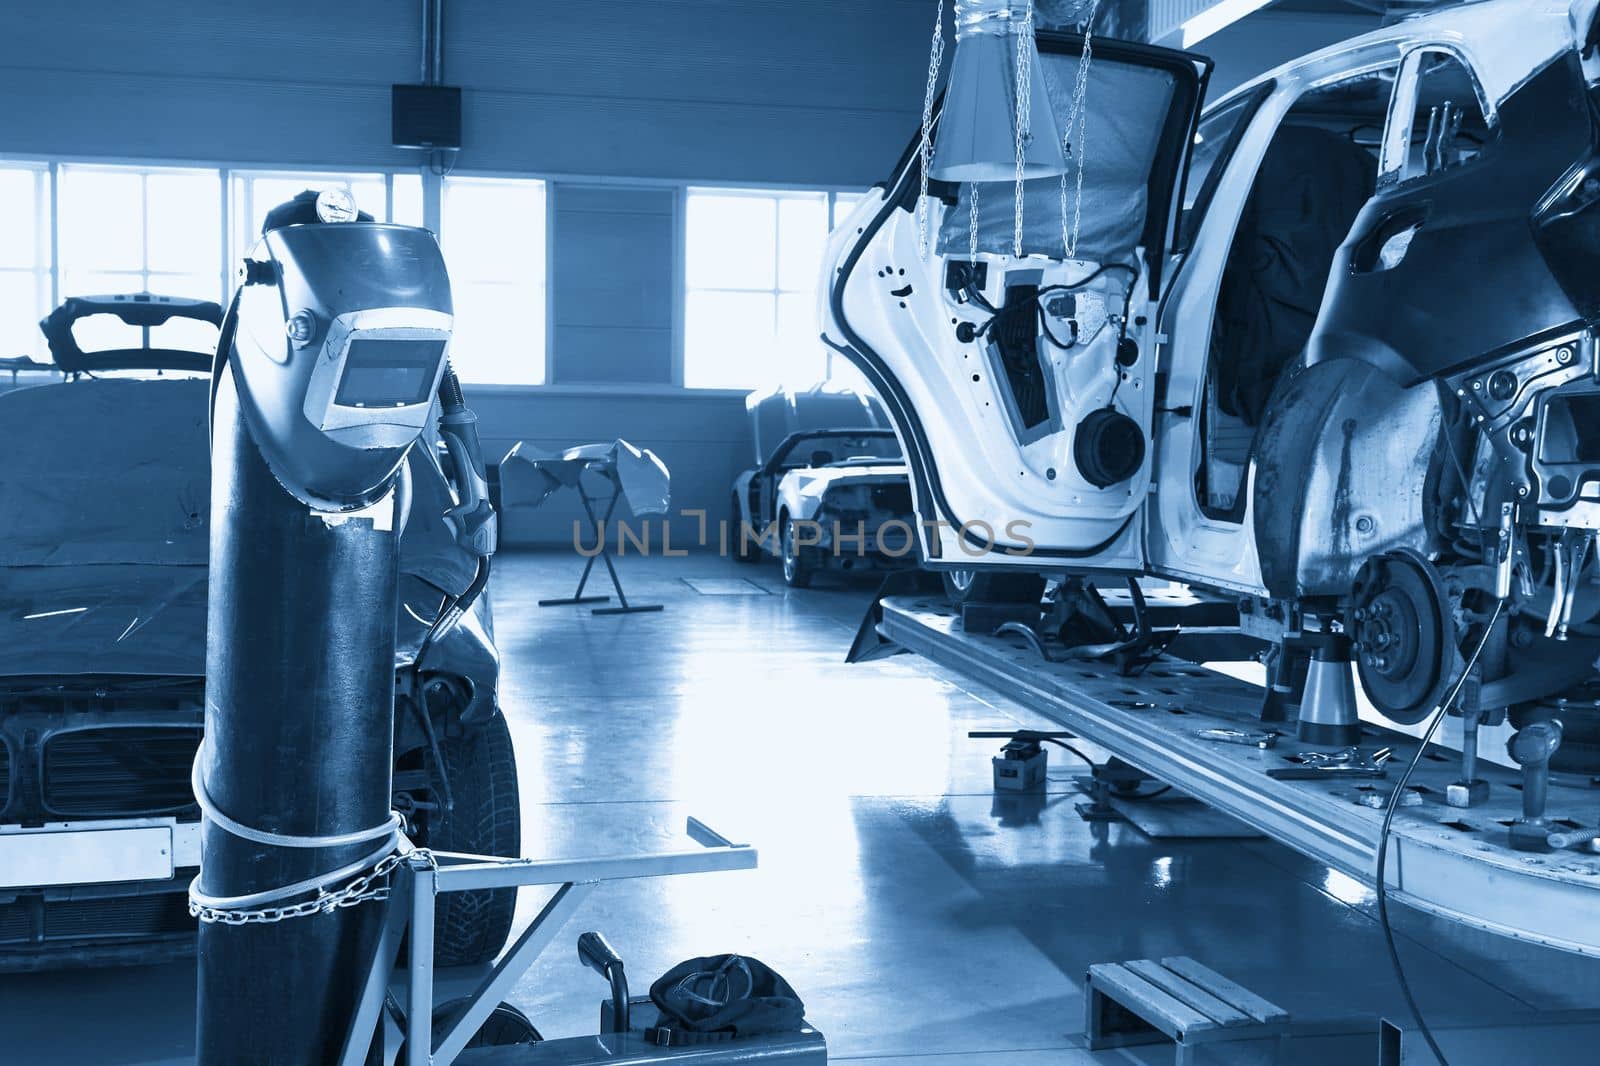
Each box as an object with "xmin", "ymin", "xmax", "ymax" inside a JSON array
[{"xmin": 4, "ymin": 549, "xmax": 1600, "ymax": 1064}]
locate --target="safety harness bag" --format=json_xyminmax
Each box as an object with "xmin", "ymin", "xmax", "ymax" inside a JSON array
[{"xmin": 647, "ymin": 954, "xmax": 806, "ymax": 1045}]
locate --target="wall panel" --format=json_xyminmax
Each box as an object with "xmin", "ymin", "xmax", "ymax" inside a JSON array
[{"xmin": 550, "ymin": 184, "xmax": 674, "ymax": 384}]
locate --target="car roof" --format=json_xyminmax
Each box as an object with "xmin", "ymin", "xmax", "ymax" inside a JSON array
[{"xmin": 1209, "ymin": 0, "xmax": 1583, "ymax": 116}]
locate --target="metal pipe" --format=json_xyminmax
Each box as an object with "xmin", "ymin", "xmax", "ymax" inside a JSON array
[
  {"xmin": 419, "ymin": 0, "xmax": 431, "ymax": 84},
  {"xmin": 196, "ymin": 371, "xmax": 402, "ymax": 1064},
  {"xmin": 432, "ymin": 0, "xmax": 445, "ymax": 85}
]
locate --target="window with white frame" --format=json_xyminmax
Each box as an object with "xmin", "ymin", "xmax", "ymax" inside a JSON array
[
  {"xmin": 440, "ymin": 176, "xmax": 547, "ymax": 385},
  {"xmin": 230, "ymin": 170, "xmax": 422, "ymax": 257},
  {"xmin": 0, "ymin": 163, "xmax": 52, "ymax": 361},
  {"xmin": 0, "ymin": 162, "xmax": 554, "ymax": 385},
  {"xmin": 683, "ymin": 187, "xmax": 866, "ymax": 391},
  {"xmin": 57, "ymin": 163, "xmax": 225, "ymax": 354}
]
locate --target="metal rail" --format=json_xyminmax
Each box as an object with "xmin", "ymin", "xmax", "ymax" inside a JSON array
[{"xmin": 878, "ymin": 596, "xmax": 1600, "ymax": 956}]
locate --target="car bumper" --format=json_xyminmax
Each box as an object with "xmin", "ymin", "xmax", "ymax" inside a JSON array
[
  {"xmin": 0, "ymin": 678, "xmax": 203, "ymax": 970},
  {"xmin": 0, "ymin": 820, "xmax": 199, "ymax": 972}
]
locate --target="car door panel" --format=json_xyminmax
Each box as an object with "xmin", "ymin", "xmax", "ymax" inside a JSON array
[{"xmin": 825, "ymin": 33, "xmax": 1208, "ymax": 569}]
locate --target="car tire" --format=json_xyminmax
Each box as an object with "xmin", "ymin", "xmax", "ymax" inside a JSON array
[
  {"xmin": 732, "ymin": 493, "xmax": 758, "ymax": 563},
  {"xmin": 424, "ymin": 710, "xmax": 520, "ymax": 967},
  {"xmin": 781, "ymin": 516, "xmax": 814, "ymax": 589},
  {"xmin": 941, "ymin": 568, "xmax": 1044, "ymax": 606}
]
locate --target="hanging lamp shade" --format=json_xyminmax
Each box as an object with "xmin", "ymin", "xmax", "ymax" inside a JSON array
[{"xmin": 930, "ymin": 0, "xmax": 1067, "ymax": 184}]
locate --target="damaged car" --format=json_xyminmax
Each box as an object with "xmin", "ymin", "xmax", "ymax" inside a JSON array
[
  {"xmin": 823, "ymin": 0, "xmax": 1600, "ymax": 772},
  {"xmin": 731, "ymin": 386, "xmax": 916, "ymax": 586},
  {"xmin": 0, "ymin": 293, "xmax": 517, "ymax": 970}
]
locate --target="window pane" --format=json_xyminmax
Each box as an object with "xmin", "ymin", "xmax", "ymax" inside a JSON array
[
  {"xmin": 351, "ymin": 178, "xmax": 387, "ymax": 221},
  {"xmin": 147, "ymin": 272, "xmax": 222, "ymax": 302},
  {"xmin": 70, "ymin": 312, "xmax": 142, "ymax": 354},
  {"xmin": 147, "ymin": 170, "xmax": 221, "ymax": 275},
  {"xmin": 832, "ymin": 192, "xmax": 866, "ymax": 229},
  {"xmin": 60, "ymin": 270, "xmax": 144, "ymax": 300},
  {"xmin": 150, "ymin": 315, "xmax": 221, "ymax": 355},
  {"xmin": 685, "ymin": 289, "xmax": 775, "ymax": 390},
  {"xmin": 827, "ymin": 353, "xmax": 871, "ymax": 392},
  {"xmin": 777, "ymin": 195, "xmax": 828, "ymax": 293},
  {"xmin": 0, "ymin": 272, "xmax": 43, "ymax": 359},
  {"xmin": 448, "ymin": 281, "xmax": 545, "ymax": 385},
  {"xmin": 442, "ymin": 177, "xmax": 544, "ymax": 280},
  {"xmin": 440, "ymin": 178, "xmax": 546, "ymax": 384},
  {"xmin": 686, "ymin": 193, "xmax": 776, "ymax": 290},
  {"xmin": 60, "ymin": 168, "xmax": 143, "ymax": 273},
  {"xmin": 242, "ymin": 174, "xmax": 383, "ymax": 240},
  {"xmin": 0, "ymin": 167, "xmax": 45, "ymax": 270},
  {"xmin": 393, "ymin": 174, "xmax": 424, "ymax": 227},
  {"xmin": 776, "ymin": 291, "xmax": 826, "ymax": 387}
]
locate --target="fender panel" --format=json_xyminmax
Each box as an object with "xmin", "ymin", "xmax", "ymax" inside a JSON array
[{"xmin": 1253, "ymin": 359, "xmax": 1441, "ymax": 598}]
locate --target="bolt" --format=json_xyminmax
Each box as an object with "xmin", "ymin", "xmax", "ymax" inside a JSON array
[
  {"xmin": 1356, "ymin": 515, "xmax": 1375, "ymax": 534},
  {"xmin": 1472, "ymin": 380, "xmax": 1483, "ymax": 390},
  {"xmin": 1518, "ymin": 485, "xmax": 1530, "ymax": 497},
  {"xmin": 1557, "ymin": 346, "xmax": 1575, "ymax": 365}
]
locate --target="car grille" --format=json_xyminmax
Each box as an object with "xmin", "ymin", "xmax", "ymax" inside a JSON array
[
  {"xmin": 0, "ymin": 892, "xmax": 192, "ymax": 946},
  {"xmin": 0, "ymin": 902, "xmax": 28, "ymax": 945},
  {"xmin": 871, "ymin": 483, "xmax": 913, "ymax": 514},
  {"xmin": 41, "ymin": 726, "xmax": 202, "ymax": 818}
]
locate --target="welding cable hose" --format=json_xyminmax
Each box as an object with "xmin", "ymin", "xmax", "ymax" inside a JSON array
[
  {"xmin": 186, "ymin": 744, "xmax": 406, "ymax": 917},
  {"xmin": 1373, "ymin": 595, "xmax": 1507, "ymax": 1066}
]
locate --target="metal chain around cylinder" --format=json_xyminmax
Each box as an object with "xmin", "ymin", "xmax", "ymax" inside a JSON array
[
  {"xmin": 918, "ymin": 0, "xmax": 947, "ymax": 260},
  {"xmin": 1012, "ymin": 0, "xmax": 1036, "ymax": 258},
  {"xmin": 1061, "ymin": 0, "xmax": 1098, "ymax": 258},
  {"xmin": 969, "ymin": 181, "xmax": 980, "ymax": 265},
  {"xmin": 188, "ymin": 848, "xmax": 440, "ymax": 926}
]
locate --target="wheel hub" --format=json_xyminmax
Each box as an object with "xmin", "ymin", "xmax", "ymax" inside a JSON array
[{"xmin": 1349, "ymin": 550, "xmax": 1456, "ymax": 723}]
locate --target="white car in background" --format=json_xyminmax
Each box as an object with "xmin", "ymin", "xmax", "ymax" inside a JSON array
[{"xmin": 731, "ymin": 387, "xmax": 917, "ymax": 587}]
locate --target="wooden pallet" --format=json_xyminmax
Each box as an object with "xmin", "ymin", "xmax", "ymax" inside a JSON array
[{"xmin": 1086, "ymin": 956, "xmax": 1290, "ymax": 1065}]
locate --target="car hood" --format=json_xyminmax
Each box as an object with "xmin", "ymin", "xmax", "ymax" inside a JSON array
[
  {"xmin": 0, "ymin": 376, "xmax": 489, "ymax": 683},
  {"xmin": 0, "ymin": 564, "xmax": 209, "ymax": 678},
  {"xmin": 0, "ymin": 562, "xmax": 490, "ymax": 681}
]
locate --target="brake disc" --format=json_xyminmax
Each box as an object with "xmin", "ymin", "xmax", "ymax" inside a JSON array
[{"xmin": 1349, "ymin": 549, "xmax": 1459, "ymax": 724}]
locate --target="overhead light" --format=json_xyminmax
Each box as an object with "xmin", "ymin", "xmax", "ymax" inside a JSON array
[
  {"xmin": 930, "ymin": 0, "xmax": 1067, "ymax": 184},
  {"xmin": 1180, "ymin": 0, "xmax": 1274, "ymax": 47}
]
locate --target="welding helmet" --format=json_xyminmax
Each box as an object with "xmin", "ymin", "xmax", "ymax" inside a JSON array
[{"xmin": 227, "ymin": 190, "xmax": 453, "ymax": 509}]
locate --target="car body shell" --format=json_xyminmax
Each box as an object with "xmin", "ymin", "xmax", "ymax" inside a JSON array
[
  {"xmin": 825, "ymin": 0, "xmax": 1600, "ymax": 589},
  {"xmin": 823, "ymin": 0, "xmax": 1600, "ymax": 754},
  {"xmin": 824, "ymin": 0, "xmax": 1600, "ymax": 586}
]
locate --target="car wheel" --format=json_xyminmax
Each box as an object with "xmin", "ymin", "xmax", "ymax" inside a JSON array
[
  {"xmin": 732, "ymin": 493, "xmax": 758, "ymax": 563},
  {"xmin": 941, "ymin": 568, "xmax": 1044, "ymax": 606},
  {"xmin": 423, "ymin": 710, "xmax": 520, "ymax": 966},
  {"xmin": 781, "ymin": 516, "xmax": 814, "ymax": 589}
]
